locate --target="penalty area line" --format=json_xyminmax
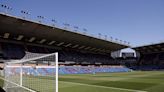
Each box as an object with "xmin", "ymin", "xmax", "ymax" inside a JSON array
[{"xmin": 59, "ymin": 81, "xmax": 147, "ymax": 92}]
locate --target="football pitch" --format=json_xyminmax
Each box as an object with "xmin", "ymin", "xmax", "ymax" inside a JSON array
[
  {"xmin": 59, "ymin": 71, "xmax": 164, "ymax": 92},
  {"xmin": 0, "ymin": 71, "xmax": 164, "ymax": 92}
]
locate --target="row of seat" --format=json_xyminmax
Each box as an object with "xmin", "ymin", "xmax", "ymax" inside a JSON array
[{"xmin": 6, "ymin": 66, "xmax": 131, "ymax": 76}]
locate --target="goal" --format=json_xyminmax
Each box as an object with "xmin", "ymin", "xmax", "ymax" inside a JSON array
[{"xmin": 3, "ymin": 52, "xmax": 58, "ymax": 92}]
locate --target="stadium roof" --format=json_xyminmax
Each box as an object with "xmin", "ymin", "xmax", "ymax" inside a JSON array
[
  {"xmin": 0, "ymin": 13, "xmax": 129, "ymax": 53},
  {"xmin": 133, "ymin": 42, "xmax": 164, "ymax": 54}
]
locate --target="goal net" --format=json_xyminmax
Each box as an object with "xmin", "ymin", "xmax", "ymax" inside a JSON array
[{"xmin": 3, "ymin": 52, "xmax": 58, "ymax": 92}]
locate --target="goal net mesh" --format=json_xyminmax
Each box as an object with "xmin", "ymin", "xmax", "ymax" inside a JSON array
[{"xmin": 3, "ymin": 52, "xmax": 58, "ymax": 92}]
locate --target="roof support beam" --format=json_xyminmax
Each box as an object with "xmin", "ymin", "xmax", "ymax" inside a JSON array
[
  {"xmin": 4, "ymin": 33, "xmax": 10, "ymax": 38},
  {"xmin": 17, "ymin": 35, "xmax": 24, "ymax": 40},
  {"xmin": 102, "ymin": 49, "xmax": 106, "ymax": 52},
  {"xmin": 106, "ymin": 50, "xmax": 111, "ymax": 53},
  {"xmin": 84, "ymin": 47, "xmax": 91, "ymax": 50},
  {"xmin": 154, "ymin": 49, "xmax": 158, "ymax": 52},
  {"xmin": 64, "ymin": 43, "xmax": 72, "ymax": 47},
  {"xmin": 88, "ymin": 48, "xmax": 94, "ymax": 51},
  {"xmin": 157, "ymin": 45, "xmax": 161, "ymax": 47},
  {"xmin": 39, "ymin": 39, "xmax": 46, "ymax": 44},
  {"xmin": 95, "ymin": 49, "xmax": 101, "ymax": 52},
  {"xmin": 48, "ymin": 41, "xmax": 56, "ymax": 45},
  {"xmin": 99, "ymin": 49, "xmax": 105, "ymax": 52},
  {"xmin": 56, "ymin": 42, "xmax": 64, "ymax": 46},
  {"xmin": 162, "ymin": 48, "xmax": 164, "ymax": 51},
  {"xmin": 72, "ymin": 44, "xmax": 79, "ymax": 48},
  {"xmin": 78, "ymin": 46, "xmax": 85, "ymax": 49},
  {"xmin": 90, "ymin": 48, "xmax": 96, "ymax": 51},
  {"xmin": 29, "ymin": 37, "xmax": 36, "ymax": 42}
]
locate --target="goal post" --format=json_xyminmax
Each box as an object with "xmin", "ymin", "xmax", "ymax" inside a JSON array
[{"xmin": 3, "ymin": 52, "xmax": 58, "ymax": 92}]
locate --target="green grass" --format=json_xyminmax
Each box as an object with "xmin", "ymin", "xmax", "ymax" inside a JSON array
[
  {"xmin": 23, "ymin": 76, "xmax": 56, "ymax": 92},
  {"xmin": 59, "ymin": 71, "xmax": 164, "ymax": 92},
  {"xmin": 0, "ymin": 71, "xmax": 164, "ymax": 92}
]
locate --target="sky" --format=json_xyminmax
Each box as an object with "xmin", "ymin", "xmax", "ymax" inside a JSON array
[{"xmin": 0, "ymin": 0, "xmax": 164, "ymax": 47}]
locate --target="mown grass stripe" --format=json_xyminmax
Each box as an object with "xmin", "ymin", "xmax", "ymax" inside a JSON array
[{"xmin": 60, "ymin": 81, "xmax": 147, "ymax": 92}]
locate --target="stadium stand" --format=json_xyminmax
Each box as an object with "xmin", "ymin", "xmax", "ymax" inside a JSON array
[
  {"xmin": 0, "ymin": 6, "xmax": 163, "ymax": 74},
  {"xmin": 0, "ymin": 41, "xmax": 132, "ymax": 74},
  {"xmin": 0, "ymin": 13, "xmax": 129, "ymax": 71},
  {"xmin": 132, "ymin": 42, "xmax": 164, "ymax": 70},
  {"xmin": 0, "ymin": 42, "xmax": 120, "ymax": 65},
  {"xmin": 1, "ymin": 43, "xmax": 25, "ymax": 59}
]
